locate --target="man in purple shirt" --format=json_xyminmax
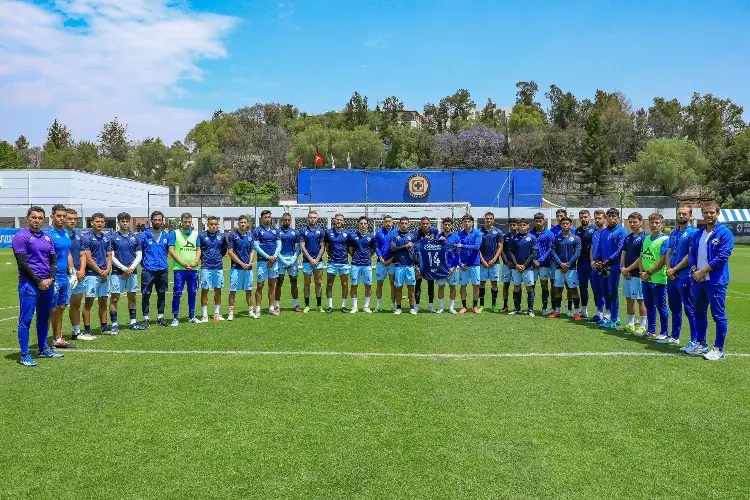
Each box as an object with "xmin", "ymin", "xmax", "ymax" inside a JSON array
[{"xmin": 12, "ymin": 206, "xmax": 64, "ymax": 367}]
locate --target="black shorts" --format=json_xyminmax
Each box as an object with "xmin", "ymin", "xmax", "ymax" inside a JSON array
[{"xmin": 141, "ymin": 269, "xmax": 169, "ymax": 294}]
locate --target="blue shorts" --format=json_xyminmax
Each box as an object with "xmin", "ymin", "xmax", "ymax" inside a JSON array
[
  {"xmin": 229, "ymin": 268, "xmax": 254, "ymax": 291},
  {"xmin": 394, "ymin": 266, "xmax": 416, "ymax": 287},
  {"xmin": 350, "ymin": 265, "xmax": 372, "ymax": 286},
  {"xmin": 200, "ymin": 268, "xmax": 224, "ymax": 289},
  {"xmin": 436, "ymin": 271, "xmax": 459, "ymax": 287},
  {"xmin": 535, "ymin": 266, "xmax": 552, "ymax": 281},
  {"xmin": 142, "ymin": 269, "xmax": 169, "ymax": 294},
  {"xmin": 460, "ymin": 266, "xmax": 481, "ymax": 286},
  {"xmin": 278, "ymin": 257, "xmax": 299, "ymax": 277},
  {"xmin": 84, "ymin": 275, "xmax": 109, "ymax": 298},
  {"xmin": 302, "ymin": 261, "xmax": 324, "ymax": 275},
  {"xmin": 53, "ymin": 277, "xmax": 70, "ymax": 307},
  {"xmin": 480, "ymin": 263, "xmax": 500, "ymax": 282},
  {"xmin": 376, "ymin": 262, "xmax": 395, "ymax": 281},
  {"xmin": 622, "ymin": 276, "xmax": 644, "ymax": 300},
  {"xmin": 501, "ymin": 264, "xmax": 513, "ymax": 283},
  {"xmin": 512, "ymin": 269, "xmax": 536, "ymax": 287},
  {"xmin": 327, "ymin": 263, "xmax": 350, "ymax": 276},
  {"xmin": 70, "ymin": 277, "xmax": 86, "ymax": 298},
  {"xmin": 554, "ymin": 268, "xmax": 579, "ymax": 288},
  {"xmin": 109, "ymin": 273, "xmax": 138, "ymax": 294},
  {"xmin": 257, "ymin": 261, "xmax": 279, "ymax": 282}
]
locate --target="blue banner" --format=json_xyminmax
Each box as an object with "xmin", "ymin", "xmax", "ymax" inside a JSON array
[{"xmin": 0, "ymin": 228, "xmax": 21, "ymax": 249}]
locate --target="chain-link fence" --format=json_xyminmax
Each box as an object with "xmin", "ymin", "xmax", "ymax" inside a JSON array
[{"xmin": 542, "ymin": 192, "xmax": 678, "ymax": 210}]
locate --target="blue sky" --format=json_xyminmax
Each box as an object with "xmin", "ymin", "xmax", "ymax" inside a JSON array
[{"xmin": 1, "ymin": 0, "xmax": 749, "ymax": 145}]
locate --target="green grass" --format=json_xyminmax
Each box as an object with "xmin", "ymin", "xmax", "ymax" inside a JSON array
[{"xmin": 1, "ymin": 247, "xmax": 749, "ymax": 499}]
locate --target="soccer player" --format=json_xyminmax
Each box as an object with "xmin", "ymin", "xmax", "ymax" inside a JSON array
[
  {"xmin": 688, "ymin": 201, "xmax": 734, "ymax": 360},
  {"xmin": 13, "ymin": 206, "xmax": 63, "ymax": 366},
  {"xmin": 531, "ymin": 213, "xmax": 555, "ymax": 315},
  {"xmin": 168, "ymin": 213, "xmax": 201, "ymax": 325},
  {"xmin": 665, "ymin": 205, "xmax": 697, "ymax": 351},
  {"xmin": 619, "ymin": 213, "xmax": 647, "ymax": 334},
  {"xmin": 227, "ymin": 215, "xmax": 256, "ymax": 320},
  {"xmin": 551, "ymin": 209, "xmax": 567, "ymax": 236},
  {"xmin": 199, "ymin": 216, "xmax": 227, "ymax": 322},
  {"xmin": 549, "ymin": 217, "xmax": 582, "ymax": 319},
  {"xmin": 434, "ymin": 217, "xmax": 461, "ymax": 314},
  {"xmin": 390, "ymin": 216, "xmax": 418, "ymax": 314},
  {"xmin": 508, "ymin": 218, "xmax": 537, "ymax": 316},
  {"xmin": 66, "ymin": 208, "xmax": 90, "ymax": 341},
  {"xmin": 82, "ymin": 213, "xmax": 112, "ymax": 336},
  {"xmin": 455, "ymin": 214, "xmax": 482, "ymax": 314},
  {"xmin": 45, "ymin": 204, "xmax": 74, "ymax": 348},
  {"xmin": 275, "ymin": 213, "xmax": 303, "ymax": 312},
  {"xmin": 253, "ymin": 209, "xmax": 282, "ymax": 316},
  {"xmin": 109, "ymin": 212, "xmax": 142, "ymax": 333},
  {"xmin": 299, "ymin": 210, "xmax": 325, "ymax": 312},
  {"xmin": 479, "ymin": 211, "xmax": 503, "ymax": 313},
  {"xmin": 575, "ymin": 210, "xmax": 596, "ymax": 317},
  {"xmin": 588, "ymin": 209, "xmax": 608, "ymax": 323},
  {"xmin": 324, "ymin": 213, "xmax": 351, "ymax": 313},
  {"xmin": 139, "ymin": 210, "xmax": 170, "ymax": 328},
  {"xmin": 413, "ymin": 216, "xmax": 438, "ymax": 312},
  {"xmin": 348, "ymin": 216, "xmax": 375, "ymax": 313},
  {"xmin": 374, "ymin": 215, "xmax": 397, "ymax": 312},
  {"xmin": 596, "ymin": 208, "xmax": 628, "ymax": 329},
  {"xmin": 639, "ymin": 213, "xmax": 670, "ymax": 341},
  {"xmin": 499, "ymin": 218, "xmax": 518, "ymax": 312}
]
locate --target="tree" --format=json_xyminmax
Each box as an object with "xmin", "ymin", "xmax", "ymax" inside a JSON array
[
  {"xmin": 444, "ymin": 88, "xmax": 476, "ymax": 131},
  {"xmin": 625, "ymin": 139, "xmax": 708, "ymax": 196},
  {"xmin": 98, "ymin": 117, "xmax": 129, "ymax": 162},
  {"xmin": 647, "ymin": 97, "xmax": 684, "ymax": 138},
  {"xmin": 478, "ymin": 98, "xmax": 505, "ymax": 130},
  {"xmin": 577, "ymin": 111, "xmax": 611, "ymax": 196},
  {"xmin": 455, "ymin": 126, "xmax": 504, "ymax": 169},
  {"xmin": 14, "ymin": 135, "xmax": 29, "ymax": 151},
  {"xmin": 711, "ymin": 128, "xmax": 750, "ymax": 203},
  {"xmin": 343, "ymin": 92, "xmax": 370, "ymax": 130},
  {"xmin": 379, "ymin": 96, "xmax": 405, "ymax": 132},
  {"xmin": 515, "ymin": 81, "xmax": 540, "ymax": 107},
  {"xmin": 47, "ymin": 119, "xmax": 72, "ymax": 150},
  {"xmin": 0, "ymin": 141, "xmax": 26, "ymax": 169},
  {"xmin": 508, "ymin": 104, "xmax": 546, "ymax": 134},
  {"xmin": 228, "ymin": 180, "xmax": 281, "ymax": 206},
  {"xmin": 545, "ymin": 85, "xmax": 580, "ymax": 129},
  {"xmin": 422, "ymin": 103, "xmax": 439, "ymax": 135},
  {"xmin": 683, "ymin": 93, "xmax": 745, "ymax": 159},
  {"xmin": 594, "ymin": 90, "xmax": 636, "ymax": 165}
]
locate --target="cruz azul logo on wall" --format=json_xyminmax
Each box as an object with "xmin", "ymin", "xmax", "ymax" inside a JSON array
[{"xmin": 406, "ymin": 174, "xmax": 430, "ymax": 199}]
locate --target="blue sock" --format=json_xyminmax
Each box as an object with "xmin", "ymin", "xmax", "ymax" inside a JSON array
[
  {"xmin": 110, "ymin": 311, "xmax": 117, "ymax": 323},
  {"xmin": 129, "ymin": 308, "xmax": 137, "ymax": 321}
]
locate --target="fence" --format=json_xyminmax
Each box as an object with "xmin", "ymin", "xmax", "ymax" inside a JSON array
[{"xmin": 543, "ymin": 192, "xmax": 679, "ymax": 211}]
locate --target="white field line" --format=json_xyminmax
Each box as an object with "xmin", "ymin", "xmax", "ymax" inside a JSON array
[
  {"xmin": 0, "ymin": 347, "xmax": 747, "ymax": 358},
  {"xmin": 0, "ymin": 316, "xmax": 18, "ymax": 323}
]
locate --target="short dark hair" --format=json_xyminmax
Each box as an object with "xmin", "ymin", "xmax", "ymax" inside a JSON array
[
  {"xmin": 27, "ymin": 206, "xmax": 45, "ymax": 216},
  {"xmin": 399, "ymin": 216, "xmax": 409, "ymax": 222},
  {"xmin": 594, "ymin": 209, "xmax": 606, "ymax": 216},
  {"xmin": 260, "ymin": 210, "xmax": 272, "ymax": 218},
  {"xmin": 66, "ymin": 208, "xmax": 77, "ymax": 215},
  {"xmin": 556, "ymin": 209, "xmax": 567, "ymax": 216},
  {"xmin": 91, "ymin": 212, "xmax": 105, "ymax": 221},
  {"xmin": 560, "ymin": 217, "xmax": 572, "ymax": 224},
  {"xmin": 150, "ymin": 210, "xmax": 164, "ymax": 220},
  {"xmin": 51, "ymin": 204, "xmax": 66, "ymax": 214},
  {"xmin": 518, "ymin": 218, "xmax": 529, "ymax": 224},
  {"xmin": 606, "ymin": 208, "xmax": 620, "ymax": 217},
  {"xmin": 420, "ymin": 216, "xmax": 430, "ymax": 222},
  {"xmin": 484, "ymin": 211, "xmax": 495, "ymax": 217},
  {"xmin": 238, "ymin": 215, "xmax": 249, "ymax": 223},
  {"xmin": 533, "ymin": 212, "xmax": 545, "ymax": 220},
  {"xmin": 282, "ymin": 212, "xmax": 292, "ymax": 218},
  {"xmin": 648, "ymin": 212, "xmax": 664, "ymax": 222},
  {"xmin": 509, "ymin": 218, "xmax": 518, "ymax": 224},
  {"xmin": 462, "ymin": 214, "xmax": 474, "ymax": 221},
  {"xmin": 181, "ymin": 212, "xmax": 192, "ymax": 219},
  {"xmin": 579, "ymin": 209, "xmax": 590, "ymax": 216},
  {"xmin": 207, "ymin": 216, "xmax": 219, "ymax": 223},
  {"xmin": 702, "ymin": 200, "xmax": 720, "ymax": 211},
  {"xmin": 382, "ymin": 215, "xmax": 392, "ymax": 220},
  {"xmin": 308, "ymin": 210, "xmax": 317, "ymax": 216},
  {"xmin": 441, "ymin": 217, "xmax": 453, "ymax": 224},
  {"xmin": 627, "ymin": 212, "xmax": 642, "ymax": 221},
  {"xmin": 358, "ymin": 216, "xmax": 368, "ymax": 222},
  {"xmin": 117, "ymin": 212, "xmax": 131, "ymax": 222}
]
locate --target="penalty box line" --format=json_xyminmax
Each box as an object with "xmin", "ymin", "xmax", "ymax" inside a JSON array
[{"xmin": 0, "ymin": 347, "xmax": 748, "ymax": 359}]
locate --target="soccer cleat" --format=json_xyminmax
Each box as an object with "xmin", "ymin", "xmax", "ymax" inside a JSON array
[
  {"xmin": 71, "ymin": 332, "xmax": 79, "ymax": 340},
  {"xmin": 319, "ymin": 307, "xmax": 326, "ymax": 313},
  {"xmin": 655, "ymin": 334, "xmax": 669, "ymax": 342},
  {"xmin": 646, "ymin": 332, "xmax": 659, "ymax": 339},
  {"xmin": 409, "ymin": 309, "xmax": 418, "ymax": 315},
  {"xmin": 680, "ymin": 341, "xmax": 697, "ymax": 352},
  {"xmin": 449, "ymin": 308, "xmax": 458, "ymax": 315},
  {"xmin": 598, "ymin": 319, "xmax": 609, "ymax": 327},
  {"xmin": 573, "ymin": 313, "xmax": 582, "ymax": 321},
  {"xmin": 703, "ymin": 347, "xmax": 725, "ymax": 361},
  {"xmin": 664, "ymin": 337, "xmax": 680, "ymax": 345},
  {"xmin": 20, "ymin": 354, "xmax": 37, "ymax": 367},
  {"xmin": 508, "ymin": 310, "xmax": 520, "ymax": 315},
  {"xmin": 458, "ymin": 307, "xmax": 467, "ymax": 314},
  {"xmin": 303, "ymin": 306, "xmax": 310, "ymax": 313},
  {"xmin": 294, "ymin": 305, "xmax": 304, "ymax": 313},
  {"xmin": 540, "ymin": 309, "xmax": 548, "ymax": 317},
  {"xmin": 363, "ymin": 307, "xmax": 372, "ymax": 314},
  {"xmin": 131, "ymin": 322, "xmax": 146, "ymax": 331},
  {"xmin": 633, "ymin": 327, "xmax": 646, "ymax": 336},
  {"xmin": 77, "ymin": 333, "xmax": 97, "ymax": 341},
  {"xmin": 37, "ymin": 348, "xmax": 63, "ymax": 359},
  {"xmin": 170, "ymin": 318, "xmax": 180, "ymax": 327},
  {"xmin": 350, "ymin": 308, "xmax": 358, "ymax": 314},
  {"xmin": 251, "ymin": 312, "xmax": 260, "ymax": 319},
  {"xmin": 393, "ymin": 309, "xmax": 402, "ymax": 315},
  {"xmin": 428, "ymin": 305, "xmax": 436, "ymax": 313},
  {"xmin": 53, "ymin": 338, "xmax": 75, "ymax": 349},
  {"xmin": 227, "ymin": 312, "xmax": 234, "ymax": 321},
  {"xmin": 477, "ymin": 306, "xmax": 484, "ymax": 313},
  {"xmin": 110, "ymin": 324, "xmax": 120, "ymax": 335},
  {"xmin": 600, "ymin": 321, "xmax": 616, "ymax": 329},
  {"xmin": 269, "ymin": 308, "xmax": 280, "ymax": 316},
  {"xmin": 100, "ymin": 325, "xmax": 110, "ymax": 334},
  {"xmin": 589, "ymin": 315, "xmax": 602, "ymax": 323},
  {"xmin": 527, "ymin": 310, "xmax": 535, "ymax": 318},
  {"xmin": 341, "ymin": 307, "xmax": 349, "ymax": 313},
  {"xmin": 373, "ymin": 306, "xmax": 381, "ymax": 313},
  {"xmin": 492, "ymin": 306, "xmax": 500, "ymax": 313},
  {"xmin": 157, "ymin": 318, "xmax": 169, "ymax": 327},
  {"xmin": 688, "ymin": 344, "xmax": 710, "ymax": 356},
  {"xmin": 567, "ymin": 310, "xmax": 574, "ymax": 317},
  {"xmin": 472, "ymin": 307, "xmax": 480, "ymax": 314},
  {"xmin": 201, "ymin": 316, "xmax": 209, "ymax": 323},
  {"xmin": 325, "ymin": 307, "xmax": 334, "ymax": 314},
  {"xmin": 435, "ymin": 308, "xmax": 444, "ymax": 314},
  {"xmin": 548, "ymin": 312, "xmax": 561, "ymax": 319}
]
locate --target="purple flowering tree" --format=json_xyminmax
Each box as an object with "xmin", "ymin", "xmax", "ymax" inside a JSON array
[{"xmin": 456, "ymin": 126, "xmax": 505, "ymax": 169}]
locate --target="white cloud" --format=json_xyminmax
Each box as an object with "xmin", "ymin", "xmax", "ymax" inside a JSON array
[{"xmin": 0, "ymin": 0, "xmax": 238, "ymax": 145}]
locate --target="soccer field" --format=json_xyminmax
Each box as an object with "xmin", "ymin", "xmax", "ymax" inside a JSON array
[{"xmin": 1, "ymin": 248, "xmax": 749, "ymax": 499}]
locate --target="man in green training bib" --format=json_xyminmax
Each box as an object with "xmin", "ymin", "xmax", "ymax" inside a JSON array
[
  {"xmin": 639, "ymin": 213, "xmax": 670, "ymax": 341},
  {"xmin": 167, "ymin": 213, "xmax": 201, "ymax": 325}
]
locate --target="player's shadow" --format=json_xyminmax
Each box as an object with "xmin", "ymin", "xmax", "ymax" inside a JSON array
[
  {"xmin": 5, "ymin": 352, "xmax": 21, "ymax": 362},
  {"xmin": 575, "ymin": 318, "xmax": 683, "ymax": 355}
]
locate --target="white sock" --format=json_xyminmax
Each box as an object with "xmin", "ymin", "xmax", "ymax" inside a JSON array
[
  {"xmin": 275, "ymin": 300, "xmax": 280, "ymax": 308},
  {"xmin": 214, "ymin": 304, "xmax": 220, "ymax": 315},
  {"xmin": 157, "ymin": 314, "xmax": 163, "ymax": 320},
  {"xmin": 255, "ymin": 306, "xmax": 261, "ymax": 314},
  {"xmin": 391, "ymin": 301, "xmax": 396, "ymax": 309},
  {"xmin": 640, "ymin": 316, "xmax": 647, "ymax": 328},
  {"xmin": 130, "ymin": 318, "xmax": 136, "ymax": 325},
  {"xmin": 555, "ymin": 307, "xmax": 560, "ymax": 313},
  {"xmin": 229, "ymin": 306, "xmax": 235, "ymax": 314},
  {"xmin": 582, "ymin": 306, "xmax": 588, "ymax": 315},
  {"xmin": 450, "ymin": 300, "xmax": 455, "ymax": 309},
  {"xmin": 341, "ymin": 299, "xmax": 347, "ymax": 308},
  {"xmin": 144, "ymin": 315, "xmax": 149, "ymax": 322},
  {"xmin": 627, "ymin": 314, "xmax": 635, "ymax": 326},
  {"xmin": 112, "ymin": 322, "xmax": 118, "ymax": 327},
  {"xmin": 439, "ymin": 298, "xmax": 445, "ymax": 308},
  {"xmin": 293, "ymin": 298, "xmax": 299, "ymax": 307},
  {"xmin": 376, "ymin": 299, "xmax": 382, "ymax": 308},
  {"xmin": 364, "ymin": 296, "xmax": 370, "ymax": 307},
  {"xmin": 352, "ymin": 298, "xmax": 358, "ymax": 309},
  {"xmin": 328, "ymin": 298, "xmax": 333, "ymax": 308},
  {"xmin": 202, "ymin": 306, "xmax": 208, "ymax": 317},
  {"xmin": 72, "ymin": 325, "xmax": 80, "ymax": 334}
]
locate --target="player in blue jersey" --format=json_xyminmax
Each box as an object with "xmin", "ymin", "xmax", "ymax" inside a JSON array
[
  {"xmin": 413, "ymin": 216, "xmax": 439, "ymax": 312},
  {"xmin": 531, "ymin": 213, "xmax": 555, "ymax": 315},
  {"xmin": 575, "ymin": 210, "xmax": 595, "ymax": 318},
  {"xmin": 138, "ymin": 211, "xmax": 170, "ymax": 328},
  {"xmin": 199, "ymin": 216, "xmax": 227, "ymax": 322},
  {"xmin": 253, "ymin": 210, "xmax": 282, "ymax": 316},
  {"xmin": 390, "ymin": 216, "xmax": 418, "ymax": 314},
  {"xmin": 508, "ymin": 219, "xmax": 538, "ymax": 316},
  {"xmin": 588, "ymin": 209, "xmax": 609, "ymax": 323},
  {"xmin": 479, "ymin": 211, "xmax": 503, "ymax": 313},
  {"xmin": 499, "ymin": 218, "xmax": 518, "ymax": 312},
  {"xmin": 109, "ymin": 212, "xmax": 142, "ymax": 333},
  {"xmin": 596, "ymin": 208, "xmax": 628, "ymax": 329},
  {"xmin": 65, "ymin": 208, "xmax": 90, "ymax": 340},
  {"xmin": 82, "ymin": 213, "xmax": 112, "ymax": 337},
  {"xmin": 619, "ymin": 212, "xmax": 648, "ymax": 334},
  {"xmin": 227, "ymin": 215, "xmax": 257, "ymax": 320},
  {"xmin": 299, "ymin": 210, "xmax": 326, "ymax": 312},
  {"xmin": 551, "ymin": 209, "xmax": 566, "ymax": 236},
  {"xmin": 374, "ymin": 215, "xmax": 397, "ymax": 312},
  {"xmin": 275, "ymin": 213, "xmax": 303, "ymax": 313},
  {"xmin": 456, "ymin": 214, "xmax": 482, "ymax": 314},
  {"xmin": 348, "ymin": 216, "xmax": 376, "ymax": 313},
  {"xmin": 549, "ymin": 217, "xmax": 582, "ymax": 319},
  {"xmin": 168, "ymin": 213, "xmax": 201, "ymax": 325},
  {"xmin": 45, "ymin": 204, "xmax": 75, "ymax": 349},
  {"xmin": 665, "ymin": 205, "xmax": 697, "ymax": 351},
  {"xmin": 434, "ymin": 217, "xmax": 461, "ymax": 314},
  {"xmin": 325, "ymin": 213, "xmax": 351, "ymax": 313}
]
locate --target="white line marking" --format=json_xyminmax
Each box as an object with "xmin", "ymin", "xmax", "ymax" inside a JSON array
[
  {"xmin": 0, "ymin": 347, "xmax": 747, "ymax": 358},
  {"xmin": 0, "ymin": 306, "xmax": 17, "ymax": 310},
  {"xmin": 0, "ymin": 316, "xmax": 18, "ymax": 323}
]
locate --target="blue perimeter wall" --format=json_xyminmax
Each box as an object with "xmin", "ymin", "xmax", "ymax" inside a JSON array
[{"xmin": 297, "ymin": 169, "xmax": 542, "ymax": 207}]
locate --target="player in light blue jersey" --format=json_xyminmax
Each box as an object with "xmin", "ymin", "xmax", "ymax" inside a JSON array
[
  {"xmin": 65, "ymin": 208, "xmax": 90, "ymax": 340},
  {"xmin": 298, "ymin": 210, "xmax": 326, "ymax": 312},
  {"xmin": 109, "ymin": 212, "xmax": 142, "ymax": 333},
  {"xmin": 348, "ymin": 216, "xmax": 375, "ymax": 313},
  {"xmin": 227, "ymin": 215, "xmax": 257, "ymax": 320},
  {"xmin": 435, "ymin": 217, "xmax": 461, "ymax": 314},
  {"xmin": 275, "ymin": 213, "xmax": 303, "ymax": 312},
  {"xmin": 325, "ymin": 213, "xmax": 351, "ymax": 313},
  {"xmin": 374, "ymin": 215, "xmax": 397, "ymax": 312},
  {"xmin": 253, "ymin": 210, "xmax": 282, "ymax": 316},
  {"xmin": 199, "ymin": 216, "xmax": 227, "ymax": 322},
  {"xmin": 45, "ymin": 204, "xmax": 75, "ymax": 348}
]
